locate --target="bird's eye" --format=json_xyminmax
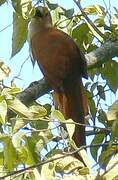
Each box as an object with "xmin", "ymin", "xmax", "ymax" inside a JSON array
[{"xmin": 35, "ymin": 10, "xmax": 43, "ymax": 17}]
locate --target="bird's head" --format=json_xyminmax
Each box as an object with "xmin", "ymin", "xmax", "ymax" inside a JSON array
[
  {"xmin": 31, "ymin": 6, "xmax": 52, "ymax": 28},
  {"xmin": 28, "ymin": 6, "xmax": 53, "ymax": 66},
  {"xmin": 34, "ymin": 6, "xmax": 49, "ymax": 18}
]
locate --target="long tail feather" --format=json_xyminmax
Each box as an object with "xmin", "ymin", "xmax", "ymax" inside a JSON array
[{"xmin": 54, "ymin": 78, "xmax": 88, "ymax": 146}]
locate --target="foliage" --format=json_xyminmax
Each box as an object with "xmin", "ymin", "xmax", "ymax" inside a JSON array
[{"xmin": 0, "ymin": 0, "xmax": 118, "ymax": 179}]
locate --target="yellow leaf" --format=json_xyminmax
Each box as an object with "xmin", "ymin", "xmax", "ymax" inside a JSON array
[
  {"xmin": 66, "ymin": 119, "xmax": 75, "ymax": 139},
  {"xmin": 103, "ymin": 153, "xmax": 118, "ymax": 180},
  {"xmin": 0, "ymin": 61, "xmax": 11, "ymax": 81},
  {"xmin": 107, "ymin": 100, "xmax": 118, "ymax": 121}
]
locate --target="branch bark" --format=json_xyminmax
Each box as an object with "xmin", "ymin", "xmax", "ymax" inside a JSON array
[
  {"xmin": 86, "ymin": 40, "xmax": 118, "ymax": 68},
  {"xmin": 17, "ymin": 40, "xmax": 118, "ymax": 105},
  {"xmin": 16, "ymin": 78, "xmax": 51, "ymax": 105}
]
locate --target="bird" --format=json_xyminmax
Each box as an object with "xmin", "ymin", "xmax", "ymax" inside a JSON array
[{"xmin": 28, "ymin": 6, "xmax": 88, "ymax": 154}]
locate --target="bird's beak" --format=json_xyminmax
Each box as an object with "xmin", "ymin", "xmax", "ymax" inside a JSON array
[{"xmin": 33, "ymin": 6, "xmax": 49, "ymax": 18}]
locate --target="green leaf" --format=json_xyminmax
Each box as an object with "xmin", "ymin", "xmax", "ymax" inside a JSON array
[
  {"xmin": 83, "ymin": 5, "xmax": 98, "ymax": 15},
  {"xmin": 1, "ymin": 87, "xmax": 21, "ymax": 101},
  {"xmin": 11, "ymin": 0, "xmax": 32, "ymax": 18},
  {"xmin": 87, "ymin": 91, "xmax": 97, "ymax": 117},
  {"xmin": 94, "ymin": 5, "xmax": 106, "ymax": 16},
  {"xmin": 0, "ymin": 134, "xmax": 9, "ymax": 141},
  {"xmin": 17, "ymin": 146, "xmax": 29, "ymax": 163},
  {"xmin": 87, "ymin": 22, "xmax": 104, "ymax": 42},
  {"xmin": 112, "ymin": 120, "xmax": 118, "ymax": 140},
  {"xmin": 11, "ymin": 12, "xmax": 28, "ymax": 58},
  {"xmin": 43, "ymin": 130, "xmax": 53, "ymax": 143},
  {"xmin": 36, "ymin": 138, "xmax": 45, "ymax": 153},
  {"xmin": 49, "ymin": 5, "xmax": 73, "ymax": 35},
  {"xmin": 1, "ymin": 88, "xmax": 13, "ymax": 100},
  {"xmin": 51, "ymin": 7, "xmax": 60, "ymax": 26},
  {"xmin": 90, "ymin": 133, "xmax": 105, "ymax": 161},
  {"xmin": 7, "ymin": 98, "xmax": 32, "ymax": 118},
  {"xmin": 15, "ymin": 136, "xmax": 39, "ymax": 165},
  {"xmin": 95, "ymin": 17, "xmax": 105, "ymax": 27},
  {"xmin": 46, "ymin": 1, "xmax": 58, "ymax": 10},
  {"xmin": 51, "ymin": 110, "xmax": 65, "ymax": 122},
  {"xmin": 107, "ymin": 100, "xmax": 118, "ymax": 121},
  {"xmin": 98, "ymin": 145, "xmax": 117, "ymax": 168},
  {"xmin": 36, "ymin": 131, "xmax": 53, "ymax": 153},
  {"xmin": 11, "ymin": 0, "xmax": 22, "ymax": 15},
  {"xmin": 72, "ymin": 23, "xmax": 90, "ymax": 51},
  {"xmin": 13, "ymin": 118, "xmax": 26, "ymax": 133},
  {"xmin": 55, "ymin": 155, "xmax": 84, "ymax": 174},
  {"xmin": 86, "ymin": 43, "xmax": 98, "ymax": 53},
  {"xmin": 4, "ymin": 137, "xmax": 17, "ymax": 170},
  {"xmin": 0, "ymin": 0, "xmax": 6, "ymax": 6},
  {"xmin": 83, "ymin": 5, "xmax": 105, "ymax": 16},
  {"xmin": 46, "ymin": 149, "xmax": 63, "ymax": 159},
  {"xmin": 25, "ymin": 136, "xmax": 39, "ymax": 164},
  {"xmin": 0, "ymin": 61, "xmax": 11, "ymax": 80},
  {"xmin": 41, "ymin": 163, "xmax": 55, "ymax": 180},
  {"xmin": 79, "ymin": 167, "xmax": 89, "ymax": 175},
  {"xmin": 0, "ymin": 99, "xmax": 7, "ymax": 124},
  {"xmin": 20, "ymin": 0, "xmax": 32, "ymax": 19},
  {"xmin": 101, "ymin": 61, "xmax": 118, "ymax": 93},
  {"xmin": 64, "ymin": 8, "xmax": 74, "ymax": 18},
  {"xmin": 0, "ymin": 152, "xmax": 3, "ymax": 165},
  {"xmin": 29, "ymin": 104, "xmax": 47, "ymax": 118},
  {"xmin": 8, "ymin": 87, "xmax": 21, "ymax": 95},
  {"xmin": 66, "ymin": 119, "xmax": 75, "ymax": 139},
  {"xmin": 32, "ymin": 168, "xmax": 41, "ymax": 180},
  {"xmin": 8, "ymin": 99, "xmax": 47, "ymax": 121},
  {"xmin": 43, "ymin": 103, "xmax": 51, "ymax": 116},
  {"xmin": 103, "ymin": 153, "xmax": 118, "ymax": 180},
  {"xmin": 12, "ymin": 131, "xmax": 26, "ymax": 148},
  {"xmin": 98, "ymin": 109, "xmax": 108, "ymax": 126},
  {"xmin": 32, "ymin": 118, "xmax": 48, "ymax": 130},
  {"xmin": 97, "ymin": 85, "xmax": 105, "ymax": 100}
]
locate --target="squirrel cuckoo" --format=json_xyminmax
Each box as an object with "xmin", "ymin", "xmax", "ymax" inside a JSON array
[{"xmin": 28, "ymin": 7, "xmax": 88, "ymax": 149}]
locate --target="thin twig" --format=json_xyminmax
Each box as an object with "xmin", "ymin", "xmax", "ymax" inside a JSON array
[
  {"xmin": 86, "ymin": 129, "xmax": 110, "ymax": 136},
  {"xmin": 17, "ymin": 115, "xmax": 110, "ymax": 132},
  {"xmin": 11, "ymin": 56, "xmax": 30, "ymax": 85},
  {"xmin": 0, "ymin": 23, "xmax": 12, "ymax": 33},
  {"xmin": 24, "ymin": 126, "xmax": 110, "ymax": 137},
  {"xmin": 102, "ymin": 0, "xmax": 112, "ymax": 26},
  {"xmin": 1, "ymin": 142, "xmax": 118, "ymax": 179},
  {"xmin": 24, "ymin": 124, "xmax": 61, "ymax": 134},
  {"xmin": 57, "ymin": 119, "xmax": 110, "ymax": 132}
]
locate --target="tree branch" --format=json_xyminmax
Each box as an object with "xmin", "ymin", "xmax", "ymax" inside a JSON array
[
  {"xmin": 16, "ymin": 40, "xmax": 118, "ymax": 105},
  {"xmin": 16, "ymin": 78, "xmax": 51, "ymax": 105},
  {"xmin": 1, "ymin": 142, "xmax": 118, "ymax": 179},
  {"xmin": 86, "ymin": 40, "xmax": 118, "ymax": 68}
]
